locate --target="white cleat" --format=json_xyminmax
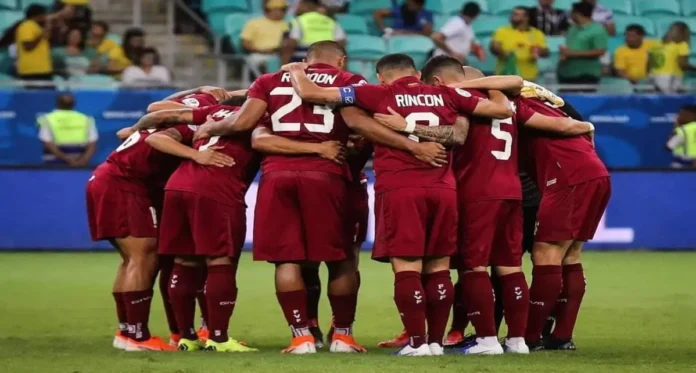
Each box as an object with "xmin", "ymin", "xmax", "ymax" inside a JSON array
[
  {"xmin": 329, "ymin": 335, "xmax": 367, "ymax": 353},
  {"xmin": 461, "ymin": 337, "xmax": 504, "ymax": 355},
  {"xmin": 395, "ymin": 343, "xmax": 433, "ymax": 356},
  {"xmin": 504, "ymin": 337, "xmax": 530, "ymax": 354},
  {"xmin": 113, "ymin": 334, "xmax": 128, "ymax": 350},
  {"xmin": 281, "ymin": 336, "xmax": 317, "ymax": 354},
  {"xmin": 429, "ymin": 343, "xmax": 445, "ymax": 356}
]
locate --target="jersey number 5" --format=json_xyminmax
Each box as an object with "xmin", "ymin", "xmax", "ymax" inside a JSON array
[
  {"xmin": 491, "ymin": 117, "xmax": 513, "ymax": 160},
  {"xmin": 270, "ymin": 87, "xmax": 334, "ymax": 133}
]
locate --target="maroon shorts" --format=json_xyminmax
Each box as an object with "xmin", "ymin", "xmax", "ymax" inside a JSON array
[
  {"xmin": 536, "ymin": 176, "xmax": 612, "ymax": 242},
  {"xmin": 158, "ymin": 190, "xmax": 246, "ymax": 257},
  {"xmin": 349, "ymin": 181, "xmax": 369, "ymax": 247},
  {"xmin": 373, "ymin": 187, "xmax": 457, "ymax": 262},
  {"xmin": 457, "ymin": 199, "xmax": 523, "ymax": 269},
  {"xmin": 253, "ymin": 171, "xmax": 351, "ymax": 263},
  {"xmin": 86, "ymin": 174, "xmax": 158, "ymax": 241}
]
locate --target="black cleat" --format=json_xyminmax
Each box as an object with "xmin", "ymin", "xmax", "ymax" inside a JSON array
[
  {"xmin": 542, "ymin": 317, "xmax": 556, "ymax": 338},
  {"xmin": 309, "ymin": 326, "xmax": 325, "ymax": 349},
  {"xmin": 545, "ymin": 338, "xmax": 576, "ymax": 351},
  {"xmin": 527, "ymin": 340, "xmax": 546, "ymax": 352}
]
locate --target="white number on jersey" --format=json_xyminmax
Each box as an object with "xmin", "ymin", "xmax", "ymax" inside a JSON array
[
  {"xmin": 116, "ymin": 128, "xmax": 156, "ymax": 152},
  {"xmin": 199, "ymin": 136, "xmax": 220, "ymax": 151},
  {"xmin": 491, "ymin": 117, "xmax": 513, "ymax": 160},
  {"xmin": 269, "ymin": 87, "xmax": 334, "ymax": 133},
  {"xmin": 211, "ymin": 109, "xmax": 235, "ymax": 119},
  {"xmin": 404, "ymin": 112, "xmax": 440, "ymax": 142}
]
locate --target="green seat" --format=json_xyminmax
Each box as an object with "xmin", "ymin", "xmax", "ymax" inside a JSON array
[
  {"xmin": 614, "ymin": 15, "xmax": 656, "ymax": 36},
  {"xmin": 0, "ymin": 49, "xmax": 12, "ymax": 74},
  {"xmin": 553, "ymin": 0, "xmax": 574, "ymax": 11},
  {"xmin": 683, "ymin": 0, "xmax": 696, "ymax": 16},
  {"xmin": 598, "ymin": 77, "xmax": 635, "ymax": 94},
  {"xmin": 225, "ymin": 13, "xmax": 256, "ymax": 50},
  {"xmin": 387, "ymin": 35, "xmax": 434, "ymax": 68},
  {"xmin": 0, "ymin": 10, "xmax": 22, "ymax": 35},
  {"xmin": 433, "ymin": 14, "xmax": 448, "ymax": 31},
  {"xmin": 265, "ymin": 55, "xmax": 281, "ymax": 73},
  {"xmin": 601, "ymin": 0, "xmax": 633, "ymax": 15},
  {"xmin": 634, "ymin": 0, "xmax": 681, "ymax": 16},
  {"xmin": 348, "ymin": 60, "xmax": 377, "ymax": 83},
  {"xmin": 21, "ymin": 0, "xmax": 53, "ymax": 9},
  {"xmin": 0, "ymin": 72, "xmax": 15, "ymax": 90},
  {"xmin": 538, "ymin": 53, "xmax": 559, "ymax": 75},
  {"xmin": 202, "ymin": 0, "xmax": 249, "ymax": 14},
  {"xmin": 655, "ymin": 17, "xmax": 696, "ymax": 37},
  {"xmin": 0, "ymin": 0, "xmax": 17, "ymax": 10},
  {"xmin": 69, "ymin": 74, "xmax": 118, "ymax": 90},
  {"xmin": 607, "ymin": 36, "xmax": 625, "ymax": 55},
  {"xmin": 545, "ymin": 36, "xmax": 565, "ymax": 53},
  {"xmin": 472, "ymin": 15, "xmax": 508, "ymax": 37},
  {"xmin": 347, "ymin": 35, "xmax": 386, "ymax": 60},
  {"xmin": 349, "ymin": 0, "xmax": 391, "ymax": 16},
  {"xmin": 336, "ymin": 14, "xmax": 369, "ymax": 35},
  {"xmin": 426, "ymin": 0, "xmax": 463, "ymax": 15},
  {"xmin": 489, "ymin": 0, "xmax": 535, "ymax": 16}
]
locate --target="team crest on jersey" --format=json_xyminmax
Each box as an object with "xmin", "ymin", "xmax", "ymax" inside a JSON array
[
  {"xmin": 455, "ymin": 88, "xmax": 472, "ymax": 97},
  {"xmin": 182, "ymin": 98, "xmax": 200, "ymax": 107}
]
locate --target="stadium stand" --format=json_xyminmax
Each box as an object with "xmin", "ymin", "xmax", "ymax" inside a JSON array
[
  {"xmin": 633, "ymin": 0, "xmax": 681, "ymax": 17},
  {"xmin": 614, "ymin": 15, "xmax": 657, "ymax": 36},
  {"xmin": 336, "ymin": 14, "xmax": 369, "ymax": 35},
  {"xmin": 472, "ymin": 15, "xmax": 508, "ymax": 37},
  {"xmin": 489, "ymin": 0, "xmax": 536, "ymax": 15},
  {"xmin": 387, "ymin": 35, "xmax": 435, "ymax": 68},
  {"xmin": 602, "ymin": 0, "xmax": 633, "ymax": 15}
]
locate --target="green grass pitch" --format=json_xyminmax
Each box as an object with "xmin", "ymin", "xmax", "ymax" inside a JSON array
[{"xmin": 1, "ymin": 252, "xmax": 695, "ymax": 372}]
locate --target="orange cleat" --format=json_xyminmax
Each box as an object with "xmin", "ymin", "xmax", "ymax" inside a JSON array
[
  {"xmin": 113, "ymin": 330, "xmax": 129, "ymax": 350},
  {"xmin": 281, "ymin": 335, "xmax": 316, "ymax": 354},
  {"xmin": 330, "ymin": 334, "xmax": 367, "ymax": 353},
  {"xmin": 197, "ymin": 327, "xmax": 209, "ymax": 342},
  {"xmin": 377, "ymin": 330, "xmax": 409, "ymax": 348},
  {"xmin": 125, "ymin": 336, "xmax": 178, "ymax": 351},
  {"xmin": 444, "ymin": 329, "xmax": 465, "ymax": 347},
  {"xmin": 169, "ymin": 333, "xmax": 181, "ymax": 347}
]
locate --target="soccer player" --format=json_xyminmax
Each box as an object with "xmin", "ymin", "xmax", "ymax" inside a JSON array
[
  {"xmin": 283, "ymin": 53, "xmax": 522, "ymax": 356},
  {"xmin": 132, "ymin": 99, "xmax": 259, "ymax": 353},
  {"xmin": 513, "ymin": 95, "xmax": 610, "ymax": 351},
  {"xmin": 194, "ymin": 41, "xmax": 447, "ymax": 354}
]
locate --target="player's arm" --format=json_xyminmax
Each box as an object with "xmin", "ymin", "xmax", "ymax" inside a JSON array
[
  {"xmin": 195, "ymin": 98, "xmax": 267, "ymax": 140},
  {"xmin": 145, "ymin": 128, "xmax": 234, "ymax": 167},
  {"xmin": 471, "ymin": 90, "xmax": 514, "ymax": 119},
  {"xmin": 523, "ymin": 112, "xmax": 595, "ymax": 136},
  {"xmin": 448, "ymin": 75, "xmax": 524, "ymax": 96},
  {"xmin": 284, "ymin": 63, "xmax": 343, "ymax": 105},
  {"xmin": 373, "ymin": 107, "xmax": 469, "ymax": 146},
  {"xmin": 162, "ymin": 86, "xmax": 228, "ymax": 101},
  {"xmin": 146, "ymin": 100, "xmax": 189, "ymax": 113},
  {"xmin": 251, "ymin": 127, "xmax": 346, "ymax": 164},
  {"xmin": 340, "ymin": 106, "xmax": 448, "ymax": 167},
  {"xmin": 132, "ymin": 109, "xmax": 194, "ymax": 130}
]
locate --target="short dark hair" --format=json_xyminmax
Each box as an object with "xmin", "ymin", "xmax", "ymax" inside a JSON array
[
  {"xmin": 25, "ymin": 4, "xmax": 46, "ymax": 18},
  {"xmin": 375, "ymin": 53, "xmax": 416, "ymax": 74},
  {"xmin": 56, "ymin": 92, "xmax": 75, "ymax": 110},
  {"xmin": 420, "ymin": 55, "xmax": 464, "ymax": 83},
  {"xmin": 572, "ymin": 2, "xmax": 593, "ymax": 18},
  {"xmin": 137, "ymin": 47, "xmax": 160, "ymax": 65},
  {"xmin": 513, "ymin": 6, "xmax": 530, "ymax": 16},
  {"xmin": 307, "ymin": 40, "xmax": 347, "ymax": 60},
  {"xmin": 681, "ymin": 104, "xmax": 696, "ymax": 116},
  {"xmin": 92, "ymin": 20, "xmax": 110, "ymax": 33},
  {"xmin": 625, "ymin": 24, "xmax": 645, "ymax": 35},
  {"xmin": 221, "ymin": 95, "xmax": 248, "ymax": 107},
  {"xmin": 462, "ymin": 2, "xmax": 481, "ymax": 18}
]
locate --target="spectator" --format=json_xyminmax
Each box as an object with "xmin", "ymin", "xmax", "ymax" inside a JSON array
[
  {"xmin": 528, "ymin": 0, "xmax": 570, "ymax": 36},
  {"xmin": 666, "ymin": 105, "xmax": 696, "ymax": 168},
  {"xmin": 54, "ymin": 27, "xmax": 96, "ymax": 76},
  {"xmin": 87, "ymin": 21, "xmax": 118, "ymax": 56},
  {"xmin": 431, "ymin": 2, "xmax": 481, "ymax": 64},
  {"xmin": 102, "ymin": 28, "xmax": 145, "ymax": 77},
  {"xmin": 53, "ymin": 0, "xmax": 92, "ymax": 33},
  {"xmin": 490, "ymin": 7, "xmax": 548, "ymax": 81},
  {"xmin": 613, "ymin": 24, "xmax": 656, "ymax": 84},
  {"xmin": 374, "ymin": 0, "xmax": 433, "ymax": 37},
  {"xmin": 281, "ymin": 0, "xmax": 346, "ymax": 64},
  {"xmin": 122, "ymin": 48, "xmax": 171, "ymax": 87},
  {"xmin": 15, "ymin": 5, "xmax": 53, "ymax": 85},
  {"xmin": 37, "ymin": 92, "xmax": 97, "ymax": 166},
  {"xmin": 558, "ymin": 2, "xmax": 608, "ymax": 86},
  {"xmin": 241, "ymin": 0, "xmax": 290, "ymax": 72},
  {"xmin": 582, "ymin": 0, "xmax": 615, "ymax": 36},
  {"xmin": 650, "ymin": 22, "xmax": 696, "ymax": 94}
]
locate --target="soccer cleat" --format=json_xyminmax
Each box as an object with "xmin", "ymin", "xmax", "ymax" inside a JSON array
[
  {"xmin": 527, "ymin": 340, "xmax": 546, "ymax": 352},
  {"xmin": 125, "ymin": 336, "xmax": 177, "ymax": 351},
  {"xmin": 113, "ymin": 330, "xmax": 128, "ymax": 350},
  {"xmin": 281, "ymin": 335, "xmax": 317, "ymax": 354},
  {"xmin": 377, "ymin": 330, "xmax": 409, "ymax": 348},
  {"xmin": 542, "ymin": 317, "xmax": 555, "ymax": 338},
  {"xmin": 197, "ymin": 327, "xmax": 209, "ymax": 342},
  {"xmin": 455, "ymin": 337, "xmax": 504, "ymax": 355},
  {"xmin": 169, "ymin": 333, "xmax": 181, "ymax": 347},
  {"xmin": 503, "ymin": 337, "xmax": 530, "ymax": 354},
  {"xmin": 309, "ymin": 324, "xmax": 324, "ymax": 349},
  {"xmin": 443, "ymin": 329, "xmax": 465, "ymax": 347},
  {"xmin": 394, "ymin": 343, "xmax": 432, "ymax": 356},
  {"xmin": 545, "ymin": 338, "xmax": 576, "ymax": 351},
  {"xmin": 329, "ymin": 334, "xmax": 367, "ymax": 353},
  {"xmin": 429, "ymin": 343, "xmax": 445, "ymax": 356},
  {"xmin": 204, "ymin": 338, "xmax": 258, "ymax": 352},
  {"xmin": 178, "ymin": 338, "xmax": 204, "ymax": 351}
]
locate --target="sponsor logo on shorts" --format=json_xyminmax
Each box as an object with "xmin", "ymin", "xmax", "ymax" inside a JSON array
[
  {"xmin": 546, "ymin": 178, "xmax": 557, "ymax": 186},
  {"xmin": 149, "ymin": 207, "xmax": 158, "ymax": 228}
]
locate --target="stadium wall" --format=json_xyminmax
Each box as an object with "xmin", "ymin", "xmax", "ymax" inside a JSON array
[
  {"xmin": 0, "ymin": 90, "xmax": 694, "ymax": 167},
  {"xmin": 0, "ymin": 169, "xmax": 694, "ymax": 251}
]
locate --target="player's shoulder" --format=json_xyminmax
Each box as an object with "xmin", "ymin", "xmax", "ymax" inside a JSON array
[
  {"xmin": 172, "ymin": 92, "xmax": 216, "ymax": 107},
  {"xmin": 338, "ymin": 70, "xmax": 368, "ymax": 85},
  {"xmin": 252, "ymin": 71, "xmax": 287, "ymax": 88}
]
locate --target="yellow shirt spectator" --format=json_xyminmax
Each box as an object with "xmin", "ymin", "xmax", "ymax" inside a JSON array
[
  {"xmin": 241, "ymin": 17, "xmax": 289, "ymax": 52},
  {"xmin": 15, "ymin": 19, "xmax": 52, "ymax": 76},
  {"xmin": 650, "ymin": 41, "xmax": 690, "ymax": 77},
  {"xmin": 107, "ymin": 46, "xmax": 133, "ymax": 75},
  {"xmin": 492, "ymin": 25, "xmax": 547, "ymax": 81},
  {"xmin": 96, "ymin": 38, "xmax": 120, "ymax": 56},
  {"xmin": 614, "ymin": 39, "xmax": 658, "ymax": 82}
]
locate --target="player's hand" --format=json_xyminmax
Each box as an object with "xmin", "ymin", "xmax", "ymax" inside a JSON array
[
  {"xmin": 192, "ymin": 146, "xmax": 235, "ymax": 167},
  {"xmin": 316, "ymin": 141, "xmax": 346, "ymax": 164},
  {"xmin": 280, "ymin": 62, "xmax": 308, "ymax": 72},
  {"xmin": 193, "ymin": 123, "xmax": 212, "ymax": 141},
  {"xmin": 373, "ymin": 107, "xmax": 407, "ymax": 132},
  {"xmin": 116, "ymin": 127, "xmax": 136, "ymax": 141},
  {"xmin": 411, "ymin": 142, "xmax": 448, "ymax": 168},
  {"xmin": 199, "ymin": 86, "xmax": 229, "ymax": 101}
]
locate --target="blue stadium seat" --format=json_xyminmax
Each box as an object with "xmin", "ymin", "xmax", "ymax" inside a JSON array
[
  {"xmin": 336, "ymin": 14, "xmax": 369, "ymax": 35},
  {"xmin": 683, "ymin": 0, "xmax": 696, "ymax": 16},
  {"xmin": 553, "ymin": 0, "xmax": 574, "ymax": 11},
  {"xmin": 426, "ymin": 0, "xmax": 462, "ymax": 15},
  {"xmin": 634, "ymin": 0, "xmax": 681, "ymax": 16},
  {"xmin": 348, "ymin": 60, "xmax": 377, "ymax": 83},
  {"xmin": 265, "ymin": 55, "xmax": 281, "ymax": 72},
  {"xmin": 0, "ymin": 72, "xmax": 14, "ymax": 90},
  {"xmin": 347, "ymin": 35, "xmax": 386, "ymax": 60},
  {"xmin": 0, "ymin": 49, "xmax": 11, "ymax": 74},
  {"xmin": 538, "ymin": 53, "xmax": 559, "ymax": 75},
  {"xmin": 655, "ymin": 17, "xmax": 696, "ymax": 37},
  {"xmin": 349, "ymin": 0, "xmax": 392, "ymax": 16},
  {"xmin": 545, "ymin": 35, "xmax": 565, "ymax": 53},
  {"xmin": 468, "ymin": 37, "xmax": 497, "ymax": 75},
  {"xmin": 488, "ymin": 0, "xmax": 535, "ymax": 16},
  {"xmin": 0, "ymin": 10, "xmax": 22, "ymax": 35},
  {"xmin": 472, "ymin": 15, "xmax": 508, "ymax": 37},
  {"xmin": 21, "ymin": 0, "xmax": 53, "ymax": 9},
  {"xmin": 433, "ymin": 14, "xmax": 448, "ymax": 31},
  {"xmin": 601, "ymin": 0, "xmax": 633, "ymax": 15},
  {"xmin": 614, "ymin": 15, "xmax": 656, "ymax": 36},
  {"xmin": 202, "ymin": 0, "xmax": 249, "ymax": 14},
  {"xmin": 225, "ymin": 13, "xmax": 256, "ymax": 50},
  {"xmin": 607, "ymin": 36, "xmax": 625, "ymax": 55},
  {"xmin": 598, "ymin": 77, "xmax": 634, "ymax": 94},
  {"xmin": 207, "ymin": 12, "xmax": 228, "ymax": 36},
  {"xmin": 0, "ymin": 0, "xmax": 17, "ymax": 10},
  {"xmin": 387, "ymin": 35, "xmax": 435, "ymax": 68},
  {"xmin": 250, "ymin": 0, "xmax": 265, "ymax": 14}
]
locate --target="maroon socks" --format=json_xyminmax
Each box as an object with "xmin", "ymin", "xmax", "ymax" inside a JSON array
[
  {"xmin": 394, "ymin": 271, "xmax": 427, "ymax": 347},
  {"xmin": 499, "ymin": 272, "xmax": 530, "ymax": 338},
  {"xmin": 158, "ymin": 260, "xmax": 179, "ymax": 334},
  {"xmin": 551, "ymin": 264, "xmax": 586, "ymax": 340},
  {"xmin": 195, "ymin": 266, "xmax": 208, "ymax": 328},
  {"xmin": 168, "ymin": 264, "xmax": 199, "ymax": 340},
  {"xmin": 423, "ymin": 270, "xmax": 454, "ymax": 345},
  {"xmin": 205, "ymin": 264, "xmax": 238, "ymax": 343},
  {"xmin": 277, "ymin": 289, "xmax": 310, "ymax": 336},
  {"xmin": 123, "ymin": 289, "xmax": 153, "ymax": 342},
  {"xmin": 112, "ymin": 292, "xmax": 128, "ymax": 334},
  {"xmin": 526, "ymin": 265, "xmax": 563, "ymax": 343},
  {"xmin": 460, "ymin": 271, "xmax": 497, "ymax": 338}
]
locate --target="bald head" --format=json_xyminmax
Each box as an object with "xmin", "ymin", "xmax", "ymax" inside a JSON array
[{"xmin": 306, "ymin": 40, "xmax": 347, "ymax": 69}]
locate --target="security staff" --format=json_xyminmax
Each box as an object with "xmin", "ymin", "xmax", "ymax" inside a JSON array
[
  {"xmin": 666, "ymin": 105, "xmax": 696, "ymax": 168},
  {"xmin": 38, "ymin": 92, "xmax": 98, "ymax": 166},
  {"xmin": 281, "ymin": 0, "xmax": 346, "ymax": 64}
]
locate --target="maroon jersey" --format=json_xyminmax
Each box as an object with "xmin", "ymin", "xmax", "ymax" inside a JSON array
[
  {"xmin": 98, "ymin": 125, "xmax": 197, "ymax": 191},
  {"xmin": 171, "ymin": 92, "xmax": 218, "ymax": 107},
  {"xmin": 165, "ymin": 104, "xmax": 260, "ymax": 205},
  {"xmin": 247, "ymin": 63, "xmax": 366, "ymax": 178},
  {"xmin": 515, "ymin": 97, "xmax": 609, "ymax": 193},
  {"xmin": 453, "ymin": 90, "xmax": 521, "ymax": 202},
  {"xmin": 348, "ymin": 76, "xmax": 482, "ymax": 193}
]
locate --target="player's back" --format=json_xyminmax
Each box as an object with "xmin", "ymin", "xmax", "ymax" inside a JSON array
[
  {"xmin": 248, "ymin": 64, "xmax": 365, "ymax": 178},
  {"xmin": 452, "ymin": 89, "xmax": 521, "ymax": 202},
  {"xmin": 166, "ymin": 105, "xmax": 260, "ymax": 206},
  {"xmin": 515, "ymin": 97, "xmax": 608, "ymax": 192}
]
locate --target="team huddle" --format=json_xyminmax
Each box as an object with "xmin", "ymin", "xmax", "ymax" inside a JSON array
[{"xmin": 86, "ymin": 40, "xmax": 610, "ymax": 356}]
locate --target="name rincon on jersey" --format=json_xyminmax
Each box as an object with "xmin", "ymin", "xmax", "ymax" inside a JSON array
[
  {"xmin": 395, "ymin": 94, "xmax": 445, "ymax": 108},
  {"xmin": 281, "ymin": 72, "xmax": 337, "ymax": 85}
]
